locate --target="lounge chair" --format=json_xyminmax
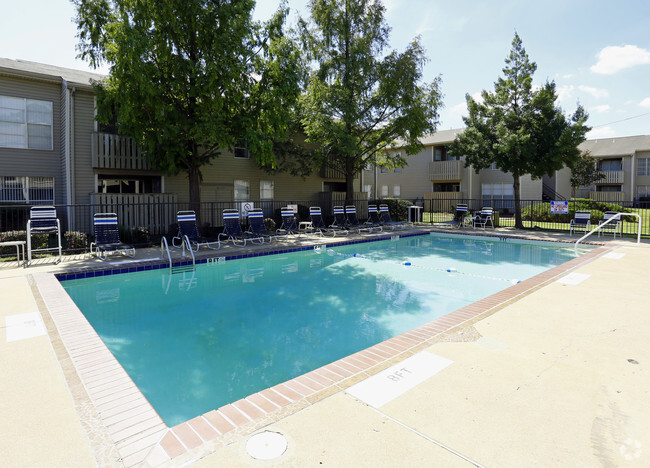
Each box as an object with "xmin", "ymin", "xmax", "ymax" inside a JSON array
[
  {"xmin": 453, "ymin": 203, "xmax": 473, "ymax": 229},
  {"xmin": 276, "ymin": 207, "xmax": 299, "ymax": 236},
  {"xmin": 91, "ymin": 213, "xmax": 136, "ymax": 261},
  {"xmin": 172, "ymin": 210, "xmax": 220, "ymax": 251},
  {"xmin": 378, "ymin": 204, "xmax": 409, "ymax": 230},
  {"xmin": 473, "ymin": 207, "xmax": 494, "ymax": 229},
  {"xmin": 26, "ymin": 205, "xmax": 62, "ymax": 265},
  {"xmin": 308, "ymin": 207, "xmax": 347, "ymax": 236},
  {"xmin": 330, "ymin": 206, "xmax": 350, "ymax": 234},
  {"xmin": 345, "ymin": 205, "xmax": 378, "ymax": 233},
  {"xmin": 598, "ymin": 211, "xmax": 621, "ymax": 238},
  {"xmin": 569, "ymin": 210, "xmax": 592, "ymax": 236},
  {"xmin": 366, "ymin": 205, "xmax": 383, "ymax": 230},
  {"xmin": 246, "ymin": 208, "xmax": 274, "ymax": 243},
  {"xmin": 218, "ymin": 209, "xmax": 263, "ymax": 246}
]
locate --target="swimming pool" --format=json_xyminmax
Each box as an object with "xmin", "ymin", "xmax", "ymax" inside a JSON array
[{"xmin": 61, "ymin": 233, "xmax": 587, "ymax": 426}]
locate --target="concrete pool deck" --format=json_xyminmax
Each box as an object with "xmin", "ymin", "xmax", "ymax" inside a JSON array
[{"xmin": 1, "ymin": 227, "xmax": 649, "ymax": 466}]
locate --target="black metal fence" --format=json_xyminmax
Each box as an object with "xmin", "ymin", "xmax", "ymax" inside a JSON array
[{"xmin": 1, "ymin": 197, "xmax": 648, "ymax": 260}]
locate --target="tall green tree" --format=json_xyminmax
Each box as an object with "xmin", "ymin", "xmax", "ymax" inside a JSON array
[
  {"xmin": 74, "ymin": 0, "xmax": 303, "ymax": 211},
  {"xmin": 449, "ymin": 33, "xmax": 590, "ymax": 228},
  {"xmin": 570, "ymin": 151, "xmax": 605, "ymax": 198},
  {"xmin": 299, "ymin": 0, "xmax": 442, "ymax": 202}
]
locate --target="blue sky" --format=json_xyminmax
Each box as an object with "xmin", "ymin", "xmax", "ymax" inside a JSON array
[{"xmin": 3, "ymin": 0, "xmax": 649, "ymax": 138}]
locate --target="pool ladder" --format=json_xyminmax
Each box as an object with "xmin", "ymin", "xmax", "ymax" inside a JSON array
[{"xmin": 161, "ymin": 236, "xmax": 195, "ymax": 274}]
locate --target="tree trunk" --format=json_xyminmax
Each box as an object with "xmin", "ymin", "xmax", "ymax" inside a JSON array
[
  {"xmin": 345, "ymin": 156, "xmax": 355, "ymax": 206},
  {"xmin": 513, "ymin": 170, "xmax": 523, "ymax": 229},
  {"xmin": 188, "ymin": 165, "xmax": 201, "ymax": 224}
]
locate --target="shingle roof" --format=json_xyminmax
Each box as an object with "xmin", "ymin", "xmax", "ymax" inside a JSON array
[
  {"xmin": 578, "ymin": 134, "xmax": 650, "ymax": 156},
  {"xmin": 0, "ymin": 57, "xmax": 105, "ymax": 88}
]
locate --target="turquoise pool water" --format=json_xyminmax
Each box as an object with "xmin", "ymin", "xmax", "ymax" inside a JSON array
[{"xmin": 62, "ymin": 233, "xmax": 585, "ymax": 426}]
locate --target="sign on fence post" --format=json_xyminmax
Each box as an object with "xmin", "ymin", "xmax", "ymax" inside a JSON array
[{"xmin": 550, "ymin": 201, "xmax": 569, "ymax": 214}]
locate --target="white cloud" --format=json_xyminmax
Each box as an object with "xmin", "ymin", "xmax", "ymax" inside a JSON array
[
  {"xmin": 587, "ymin": 126, "xmax": 616, "ymax": 139},
  {"xmin": 449, "ymin": 101, "xmax": 468, "ymax": 121},
  {"xmin": 578, "ymin": 85, "xmax": 608, "ymax": 99},
  {"xmin": 640, "ymin": 98, "xmax": 650, "ymax": 108},
  {"xmin": 590, "ymin": 45, "xmax": 650, "ymax": 74},
  {"xmin": 556, "ymin": 85, "xmax": 574, "ymax": 102},
  {"xmin": 592, "ymin": 105, "xmax": 611, "ymax": 113}
]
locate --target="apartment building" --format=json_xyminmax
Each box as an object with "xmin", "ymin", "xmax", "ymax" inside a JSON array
[
  {"xmin": 1, "ymin": 58, "xmax": 348, "ymax": 230},
  {"xmin": 362, "ymin": 128, "xmax": 650, "ymax": 208}
]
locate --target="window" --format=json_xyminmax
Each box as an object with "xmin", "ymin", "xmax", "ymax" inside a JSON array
[
  {"xmin": 380, "ymin": 167, "xmax": 388, "ymax": 173},
  {"xmin": 0, "ymin": 96, "xmax": 53, "ymax": 150},
  {"xmin": 487, "ymin": 162, "xmax": 498, "ymax": 170},
  {"xmin": 637, "ymin": 158, "xmax": 650, "ymax": 176},
  {"xmin": 433, "ymin": 183, "xmax": 460, "ymax": 192},
  {"xmin": 363, "ymin": 184, "xmax": 372, "ymax": 196},
  {"xmin": 234, "ymin": 140, "xmax": 249, "ymax": 159},
  {"xmin": 393, "ymin": 185, "xmax": 401, "ymax": 197},
  {"xmin": 394, "ymin": 167, "xmax": 402, "ymax": 173},
  {"xmin": 596, "ymin": 185, "xmax": 621, "ymax": 192},
  {"xmin": 381, "ymin": 185, "xmax": 388, "ymax": 197},
  {"xmin": 637, "ymin": 186, "xmax": 650, "ymax": 199},
  {"xmin": 234, "ymin": 179, "xmax": 249, "ymax": 201},
  {"xmin": 0, "ymin": 176, "xmax": 54, "ymax": 204},
  {"xmin": 260, "ymin": 180, "xmax": 274, "ymax": 200},
  {"xmin": 433, "ymin": 146, "xmax": 446, "ymax": 161},
  {"xmin": 598, "ymin": 158, "xmax": 622, "ymax": 171},
  {"xmin": 98, "ymin": 175, "xmax": 161, "ymax": 194},
  {"xmin": 481, "ymin": 183, "xmax": 514, "ymax": 210}
]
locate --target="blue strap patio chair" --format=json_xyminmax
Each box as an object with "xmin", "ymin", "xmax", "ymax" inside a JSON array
[
  {"xmin": 91, "ymin": 213, "xmax": 135, "ymax": 261},
  {"xmin": 569, "ymin": 210, "xmax": 592, "ymax": 236},
  {"xmin": 276, "ymin": 207, "xmax": 299, "ymax": 236},
  {"xmin": 26, "ymin": 205, "xmax": 62, "ymax": 265},
  {"xmin": 218, "ymin": 209, "xmax": 262, "ymax": 246},
  {"xmin": 308, "ymin": 207, "xmax": 345, "ymax": 236},
  {"xmin": 598, "ymin": 211, "xmax": 621, "ymax": 238},
  {"xmin": 172, "ymin": 210, "xmax": 220, "ymax": 251},
  {"xmin": 366, "ymin": 205, "xmax": 383, "ymax": 230},
  {"xmin": 345, "ymin": 205, "xmax": 378, "ymax": 233},
  {"xmin": 473, "ymin": 207, "xmax": 494, "ymax": 229},
  {"xmin": 378, "ymin": 204, "xmax": 409, "ymax": 230},
  {"xmin": 246, "ymin": 208, "xmax": 273, "ymax": 243},
  {"xmin": 454, "ymin": 204, "xmax": 473, "ymax": 229},
  {"xmin": 330, "ymin": 206, "xmax": 350, "ymax": 234}
]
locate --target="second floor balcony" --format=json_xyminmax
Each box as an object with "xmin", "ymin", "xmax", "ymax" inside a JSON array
[
  {"xmin": 429, "ymin": 160, "xmax": 463, "ymax": 182},
  {"xmin": 596, "ymin": 170, "xmax": 624, "ymax": 184},
  {"xmin": 91, "ymin": 132, "xmax": 152, "ymax": 170}
]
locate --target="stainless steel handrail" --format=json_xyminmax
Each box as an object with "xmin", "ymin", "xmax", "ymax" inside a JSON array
[{"xmin": 574, "ymin": 212, "xmax": 642, "ymax": 255}]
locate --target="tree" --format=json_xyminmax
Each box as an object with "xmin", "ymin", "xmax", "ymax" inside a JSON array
[
  {"xmin": 74, "ymin": 0, "xmax": 303, "ymax": 212},
  {"xmin": 570, "ymin": 151, "xmax": 605, "ymax": 198},
  {"xmin": 449, "ymin": 33, "xmax": 590, "ymax": 228},
  {"xmin": 298, "ymin": 0, "xmax": 442, "ymax": 202}
]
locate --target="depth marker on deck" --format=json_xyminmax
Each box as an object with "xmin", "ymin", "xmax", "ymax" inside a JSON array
[{"xmin": 346, "ymin": 352, "xmax": 453, "ymax": 408}]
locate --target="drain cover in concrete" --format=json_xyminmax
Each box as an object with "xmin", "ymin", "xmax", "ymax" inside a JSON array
[{"xmin": 246, "ymin": 431, "xmax": 287, "ymax": 460}]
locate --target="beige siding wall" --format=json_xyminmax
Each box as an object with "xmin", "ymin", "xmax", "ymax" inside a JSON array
[
  {"xmin": 72, "ymin": 90, "xmax": 97, "ymax": 204},
  {"xmin": 165, "ymin": 149, "xmax": 329, "ymax": 204},
  {"xmin": 364, "ymin": 147, "xmax": 434, "ymax": 200},
  {"xmin": 519, "ymin": 174, "xmax": 542, "ymax": 199},
  {"xmin": 554, "ymin": 167, "xmax": 573, "ymax": 199},
  {"xmin": 0, "ymin": 75, "xmax": 63, "ymax": 201}
]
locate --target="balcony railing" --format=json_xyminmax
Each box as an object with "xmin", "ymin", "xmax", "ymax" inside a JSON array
[
  {"xmin": 91, "ymin": 132, "xmax": 152, "ymax": 170},
  {"xmin": 429, "ymin": 160, "xmax": 463, "ymax": 181},
  {"xmin": 589, "ymin": 191, "xmax": 626, "ymax": 202},
  {"xmin": 596, "ymin": 170, "xmax": 624, "ymax": 184}
]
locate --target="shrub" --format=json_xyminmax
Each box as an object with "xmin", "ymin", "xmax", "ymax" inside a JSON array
[
  {"xmin": 64, "ymin": 231, "xmax": 88, "ymax": 251},
  {"xmin": 521, "ymin": 199, "xmax": 635, "ymax": 223},
  {"xmin": 131, "ymin": 226, "xmax": 151, "ymax": 245},
  {"xmin": 375, "ymin": 198, "xmax": 411, "ymax": 221},
  {"xmin": 264, "ymin": 218, "xmax": 276, "ymax": 231}
]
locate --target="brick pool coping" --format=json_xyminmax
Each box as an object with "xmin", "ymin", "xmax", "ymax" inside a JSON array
[{"xmin": 30, "ymin": 230, "xmax": 612, "ymax": 466}]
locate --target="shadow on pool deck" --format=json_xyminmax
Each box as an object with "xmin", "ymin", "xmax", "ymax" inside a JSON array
[{"xmin": 2, "ymin": 226, "xmax": 649, "ymax": 467}]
